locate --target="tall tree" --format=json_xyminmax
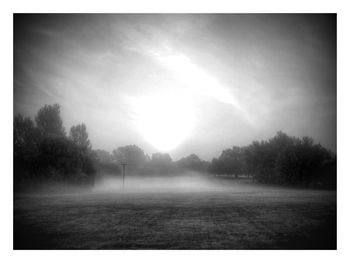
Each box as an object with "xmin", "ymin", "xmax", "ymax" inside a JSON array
[
  {"xmin": 14, "ymin": 114, "xmax": 39, "ymax": 158},
  {"xmin": 69, "ymin": 123, "xmax": 91, "ymax": 150},
  {"xmin": 35, "ymin": 104, "xmax": 65, "ymax": 137},
  {"xmin": 14, "ymin": 114, "xmax": 41, "ymax": 183}
]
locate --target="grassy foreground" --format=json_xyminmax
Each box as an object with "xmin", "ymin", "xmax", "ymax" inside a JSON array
[{"xmin": 14, "ymin": 178, "xmax": 336, "ymax": 249}]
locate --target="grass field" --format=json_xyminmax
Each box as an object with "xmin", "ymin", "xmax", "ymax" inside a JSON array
[{"xmin": 14, "ymin": 177, "xmax": 336, "ymax": 249}]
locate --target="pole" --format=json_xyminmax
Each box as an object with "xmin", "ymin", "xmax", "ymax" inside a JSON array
[{"xmin": 122, "ymin": 164, "xmax": 125, "ymax": 190}]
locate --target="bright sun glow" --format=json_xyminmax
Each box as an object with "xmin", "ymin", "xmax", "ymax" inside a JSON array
[
  {"xmin": 129, "ymin": 50, "xmax": 250, "ymax": 151},
  {"xmin": 130, "ymin": 93, "xmax": 195, "ymax": 152}
]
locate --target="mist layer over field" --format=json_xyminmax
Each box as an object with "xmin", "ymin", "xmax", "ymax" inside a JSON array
[
  {"xmin": 18, "ymin": 173, "xmax": 249, "ymax": 195},
  {"xmin": 93, "ymin": 173, "xmax": 237, "ymax": 193}
]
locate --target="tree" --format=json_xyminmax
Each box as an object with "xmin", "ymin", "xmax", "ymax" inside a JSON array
[
  {"xmin": 210, "ymin": 147, "xmax": 245, "ymax": 177},
  {"xmin": 14, "ymin": 104, "xmax": 97, "ymax": 188},
  {"xmin": 35, "ymin": 104, "xmax": 65, "ymax": 137},
  {"xmin": 94, "ymin": 149, "xmax": 114, "ymax": 163},
  {"xmin": 14, "ymin": 114, "xmax": 41, "ymax": 183},
  {"xmin": 318, "ymin": 156, "xmax": 336, "ymax": 189},
  {"xmin": 222, "ymin": 147, "xmax": 245, "ymax": 177},
  {"xmin": 151, "ymin": 153, "xmax": 172, "ymax": 164},
  {"xmin": 93, "ymin": 149, "xmax": 120, "ymax": 175},
  {"xmin": 241, "ymin": 131, "xmax": 336, "ymax": 188},
  {"xmin": 14, "ymin": 114, "xmax": 40, "ymax": 159},
  {"xmin": 112, "ymin": 145, "xmax": 148, "ymax": 174},
  {"xmin": 145, "ymin": 153, "xmax": 174, "ymax": 175},
  {"xmin": 243, "ymin": 132, "xmax": 299, "ymax": 183},
  {"xmin": 275, "ymin": 139, "xmax": 333, "ymax": 186},
  {"xmin": 37, "ymin": 136, "xmax": 95, "ymax": 183},
  {"xmin": 69, "ymin": 123, "xmax": 91, "ymax": 150},
  {"xmin": 177, "ymin": 154, "xmax": 209, "ymax": 173}
]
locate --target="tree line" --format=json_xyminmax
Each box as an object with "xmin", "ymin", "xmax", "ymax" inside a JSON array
[
  {"xmin": 210, "ymin": 131, "xmax": 336, "ymax": 189},
  {"xmin": 94, "ymin": 146, "xmax": 210, "ymax": 177},
  {"xmin": 14, "ymin": 104, "xmax": 210, "ymax": 190},
  {"xmin": 14, "ymin": 103, "xmax": 336, "ymax": 190},
  {"xmin": 14, "ymin": 104, "xmax": 95, "ymax": 190}
]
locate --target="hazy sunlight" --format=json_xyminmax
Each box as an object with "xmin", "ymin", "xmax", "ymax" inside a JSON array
[{"xmin": 130, "ymin": 92, "xmax": 195, "ymax": 151}]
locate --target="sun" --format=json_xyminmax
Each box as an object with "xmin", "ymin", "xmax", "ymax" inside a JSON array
[
  {"xmin": 127, "ymin": 51, "xmax": 245, "ymax": 152},
  {"xmin": 130, "ymin": 92, "xmax": 195, "ymax": 152}
]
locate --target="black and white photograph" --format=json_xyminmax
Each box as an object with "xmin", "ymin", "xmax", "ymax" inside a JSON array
[{"xmin": 13, "ymin": 13, "xmax": 337, "ymax": 250}]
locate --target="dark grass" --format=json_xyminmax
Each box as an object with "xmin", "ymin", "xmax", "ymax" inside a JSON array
[{"xmin": 14, "ymin": 179, "xmax": 336, "ymax": 249}]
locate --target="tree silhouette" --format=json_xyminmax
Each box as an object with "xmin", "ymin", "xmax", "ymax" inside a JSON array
[
  {"xmin": 176, "ymin": 154, "xmax": 209, "ymax": 173},
  {"xmin": 93, "ymin": 149, "xmax": 120, "ymax": 175},
  {"xmin": 210, "ymin": 147, "xmax": 245, "ymax": 177},
  {"xmin": 113, "ymin": 145, "xmax": 147, "ymax": 164},
  {"xmin": 14, "ymin": 104, "xmax": 96, "ymax": 188},
  {"xmin": 14, "ymin": 114, "xmax": 41, "ymax": 183},
  {"xmin": 69, "ymin": 123, "xmax": 91, "ymax": 150},
  {"xmin": 35, "ymin": 104, "xmax": 65, "ymax": 137}
]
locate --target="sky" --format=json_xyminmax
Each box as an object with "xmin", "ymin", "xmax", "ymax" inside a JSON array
[{"xmin": 14, "ymin": 14, "xmax": 336, "ymax": 161}]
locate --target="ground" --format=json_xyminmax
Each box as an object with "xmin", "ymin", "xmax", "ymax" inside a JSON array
[{"xmin": 14, "ymin": 178, "xmax": 336, "ymax": 249}]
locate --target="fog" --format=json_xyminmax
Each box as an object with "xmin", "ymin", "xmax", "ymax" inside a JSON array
[{"xmin": 93, "ymin": 173, "xmax": 233, "ymax": 193}]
